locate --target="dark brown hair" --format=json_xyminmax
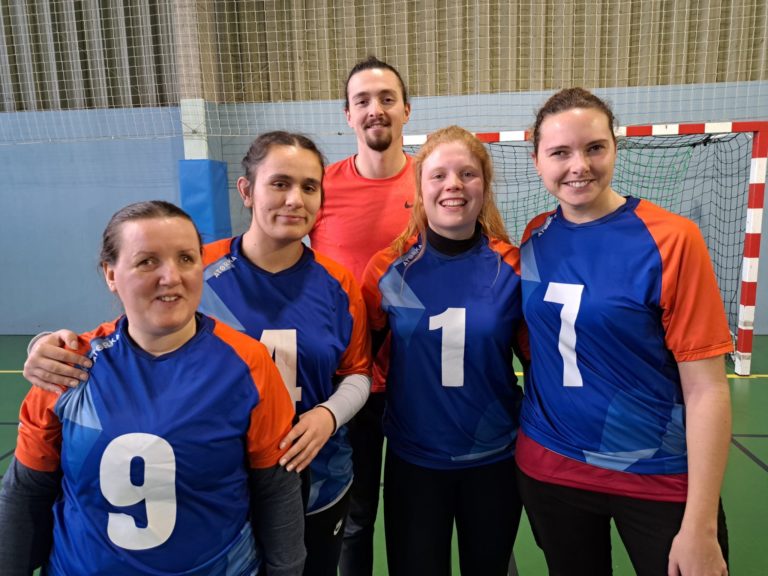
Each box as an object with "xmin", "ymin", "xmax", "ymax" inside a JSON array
[
  {"xmin": 241, "ymin": 131, "xmax": 326, "ymax": 204},
  {"xmin": 344, "ymin": 55, "xmax": 409, "ymax": 111},
  {"xmin": 531, "ymin": 88, "xmax": 617, "ymax": 154},
  {"xmin": 100, "ymin": 201, "xmax": 202, "ymax": 269}
]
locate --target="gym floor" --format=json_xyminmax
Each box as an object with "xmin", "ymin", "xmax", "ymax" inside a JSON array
[{"xmin": 1, "ymin": 335, "xmax": 766, "ymax": 575}]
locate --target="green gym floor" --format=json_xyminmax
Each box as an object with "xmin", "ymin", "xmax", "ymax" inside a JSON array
[{"xmin": 1, "ymin": 335, "xmax": 766, "ymax": 575}]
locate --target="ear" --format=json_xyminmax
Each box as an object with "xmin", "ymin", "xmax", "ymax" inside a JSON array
[
  {"xmin": 531, "ymin": 151, "xmax": 541, "ymax": 176},
  {"xmin": 103, "ymin": 262, "xmax": 117, "ymax": 293},
  {"xmin": 403, "ymin": 102, "xmax": 411, "ymax": 125},
  {"xmin": 344, "ymin": 106, "xmax": 353, "ymax": 128},
  {"xmin": 236, "ymin": 176, "xmax": 253, "ymax": 207}
]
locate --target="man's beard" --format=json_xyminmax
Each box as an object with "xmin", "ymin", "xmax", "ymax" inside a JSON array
[{"xmin": 365, "ymin": 131, "xmax": 393, "ymax": 152}]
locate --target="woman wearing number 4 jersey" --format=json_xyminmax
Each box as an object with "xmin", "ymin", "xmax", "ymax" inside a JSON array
[
  {"xmin": 362, "ymin": 126, "xmax": 525, "ymax": 576},
  {"xmin": 23, "ymin": 132, "xmax": 372, "ymax": 576},
  {"xmin": 0, "ymin": 201, "xmax": 304, "ymax": 575},
  {"xmin": 200, "ymin": 132, "xmax": 371, "ymax": 576},
  {"xmin": 517, "ymin": 88, "xmax": 731, "ymax": 576}
]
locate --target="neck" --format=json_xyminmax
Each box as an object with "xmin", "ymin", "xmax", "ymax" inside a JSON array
[
  {"xmin": 128, "ymin": 316, "xmax": 197, "ymax": 357},
  {"xmin": 562, "ymin": 189, "xmax": 626, "ymax": 224},
  {"xmin": 426, "ymin": 224, "xmax": 482, "ymax": 256},
  {"xmin": 241, "ymin": 229, "xmax": 304, "ymax": 273},
  {"xmin": 354, "ymin": 146, "xmax": 407, "ymax": 179}
]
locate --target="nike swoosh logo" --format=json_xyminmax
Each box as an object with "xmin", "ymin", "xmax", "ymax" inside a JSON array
[{"xmin": 404, "ymin": 201, "xmax": 413, "ymax": 209}]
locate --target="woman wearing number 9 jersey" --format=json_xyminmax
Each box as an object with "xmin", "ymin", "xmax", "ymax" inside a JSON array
[
  {"xmin": 0, "ymin": 200, "xmax": 304, "ymax": 575},
  {"xmin": 361, "ymin": 126, "xmax": 526, "ymax": 576},
  {"xmin": 21, "ymin": 132, "xmax": 372, "ymax": 576}
]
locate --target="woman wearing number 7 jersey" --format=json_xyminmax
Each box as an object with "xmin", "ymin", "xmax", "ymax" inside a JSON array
[
  {"xmin": 516, "ymin": 88, "xmax": 730, "ymax": 576},
  {"xmin": 22, "ymin": 132, "xmax": 372, "ymax": 576},
  {"xmin": 0, "ymin": 200, "xmax": 304, "ymax": 575},
  {"xmin": 361, "ymin": 126, "xmax": 526, "ymax": 576}
]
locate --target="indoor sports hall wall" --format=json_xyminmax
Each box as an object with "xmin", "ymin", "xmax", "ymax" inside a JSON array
[
  {"xmin": 2, "ymin": 0, "xmax": 767, "ymax": 337},
  {"xmin": 1, "ymin": 81, "xmax": 768, "ymax": 335}
]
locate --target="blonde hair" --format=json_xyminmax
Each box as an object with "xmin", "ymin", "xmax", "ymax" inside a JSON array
[{"xmin": 393, "ymin": 125, "xmax": 509, "ymax": 256}]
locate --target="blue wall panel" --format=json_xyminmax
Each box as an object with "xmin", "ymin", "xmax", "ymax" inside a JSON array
[{"xmin": 0, "ymin": 109, "xmax": 184, "ymax": 333}]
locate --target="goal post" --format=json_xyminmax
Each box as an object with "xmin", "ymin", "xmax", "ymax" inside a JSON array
[{"xmin": 404, "ymin": 121, "xmax": 768, "ymax": 376}]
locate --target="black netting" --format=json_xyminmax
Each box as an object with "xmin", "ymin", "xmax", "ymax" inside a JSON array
[{"xmin": 405, "ymin": 132, "xmax": 753, "ymax": 336}]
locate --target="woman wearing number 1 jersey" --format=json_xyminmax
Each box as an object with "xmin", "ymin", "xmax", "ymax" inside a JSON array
[
  {"xmin": 362, "ymin": 126, "xmax": 525, "ymax": 576},
  {"xmin": 199, "ymin": 132, "xmax": 371, "ymax": 576},
  {"xmin": 517, "ymin": 88, "xmax": 731, "ymax": 576}
]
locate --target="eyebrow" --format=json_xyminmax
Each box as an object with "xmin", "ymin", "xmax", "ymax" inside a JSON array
[
  {"xmin": 351, "ymin": 89, "xmax": 397, "ymax": 101},
  {"xmin": 543, "ymin": 138, "xmax": 610, "ymax": 152},
  {"xmin": 269, "ymin": 173, "xmax": 321, "ymax": 186}
]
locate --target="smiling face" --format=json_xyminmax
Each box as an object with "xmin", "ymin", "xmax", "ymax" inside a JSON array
[
  {"xmin": 103, "ymin": 216, "xmax": 203, "ymax": 353},
  {"xmin": 345, "ymin": 68, "xmax": 411, "ymax": 153},
  {"xmin": 533, "ymin": 107, "xmax": 622, "ymax": 223},
  {"xmin": 237, "ymin": 144, "xmax": 323, "ymax": 249},
  {"xmin": 420, "ymin": 141, "xmax": 485, "ymax": 240}
]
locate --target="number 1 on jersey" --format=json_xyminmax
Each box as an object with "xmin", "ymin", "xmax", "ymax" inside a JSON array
[
  {"xmin": 544, "ymin": 282, "xmax": 584, "ymax": 387},
  {"xmin": 429, "ymin": 307, "xmax": 466, "ymax": 388}
]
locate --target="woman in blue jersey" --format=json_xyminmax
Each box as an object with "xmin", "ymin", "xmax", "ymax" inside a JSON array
[
  {"xmin": 0, "ymin": 200, "xmax": 304, "ymax": 575},
  {"xmin": 362, "ymin": 125, "xmax": 525, "ymax": 576},
  {"xmin": 517, "ymin": 88, "xmax": 731, "ymax": 576},
  {"xmin": 23, "ymin": 132, "xmax": 373, "ymax": 576}
]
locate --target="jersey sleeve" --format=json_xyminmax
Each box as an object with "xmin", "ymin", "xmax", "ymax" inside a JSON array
[
  {"xmin": 14, "ymin": 389, "xmax": 62, "ymax": 473},
  {"xmin": 313, "ymin": 254, "xmax": 372, "ymax": 378},
  {"xmin": 635, "ymin": 201, "xmax": 733, "ymax": 362},
  {"xmin": 520, "ymin": 211, "xmax": 554, "ymax": 244},
  {"xmin": 361, "ymin": 246, "xmax": 400, "ymax": 331},
  {"xmin": 13, "ymin": 323, "xmax": 116, "ymax": 473},
  {"xmin": 202, "ymin": 237, "xmax": 234, "ymax": 267},
  {"xmin": 212, "ymin": 321, "xmax": 295, "ymax": 469},
  {"xmin": 487, "ymin": 237, "xmax": 530, "ymax": 362}
]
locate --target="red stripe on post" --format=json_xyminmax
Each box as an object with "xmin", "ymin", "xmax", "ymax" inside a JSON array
[
  {"xmin": 475, "ymin": 132, "xmax": 501, "ymax": 143},
  {"xmin": 626, "ymin": 125, "xmax": 653, "ymax": 137},
  {"xmin": 737, "ymin": 327, "xmax": 754, "ymax": 352},
  {"xmin": 733, "ymin": 121, "xmax": 768, "ymax": 135},
  {"xmin": 744, "ymin": 234, "xmax": 762, "ymax": 259},
  {"xmin": 678, "ymin": 124, "xmax": 706, "ymax": 134},
  {"xmin": 740, "ymin": 281, "xmax": 757, "ymax": 307},
  {"xmin": 753, "ymin": 131, "xmax": 768, "ymax": 158},
  {"xmin": 748, "ymin": 183, "xmax": 765, "ymax": 208}
]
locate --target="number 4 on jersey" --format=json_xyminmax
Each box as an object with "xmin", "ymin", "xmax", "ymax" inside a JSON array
[{"xmin": 260, "ymin": 329, "xmax": 302, "ymax": 403}]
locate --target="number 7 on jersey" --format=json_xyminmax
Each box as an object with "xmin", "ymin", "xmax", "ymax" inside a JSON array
[{"xmin": 543, "ymin": 282, "xmax": 584, "ymax": 387}]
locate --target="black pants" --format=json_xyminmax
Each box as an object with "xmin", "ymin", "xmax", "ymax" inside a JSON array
[
  {"xmin": 303, "ymin": 487, "xmax": 352, "ymax": 576},
  {"xmin": 384, "ymin": 449, "xmax": 522, "ymax": 576},
  {"xmin": 517, "ymin": 466, "xmax": 729, "ymax": 576},
  {"xmin": 338, "ymin": 392, "xmax": 386, "ymax": 576}
]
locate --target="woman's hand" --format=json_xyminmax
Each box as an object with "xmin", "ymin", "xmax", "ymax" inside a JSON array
[
  {"xmin": 668, "ymin": 525, "xmax": 728, "ymax": 576},
  {"xmin": 278, "ymin": 406, "xmax": 336, "ymax": 473},
  {"xmin": 23, "ymin": 330, "xmax": 91, "ymax": 393}
]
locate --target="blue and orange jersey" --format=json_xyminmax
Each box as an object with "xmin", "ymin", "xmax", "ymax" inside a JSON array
[
  {"xmin": 362, "ymin": 234, "xmax": 524, "ymax": 470},
  {"xmin": 518, "ymin": 196, "xmax": 732, "ymax": 500},
  {"xmin": 201, "ymin": 237, "xmax": 371, "ymax": 512},
  {"xmin": 15, "ymin": 314, "xmax": 294, "ymax": 575}
]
